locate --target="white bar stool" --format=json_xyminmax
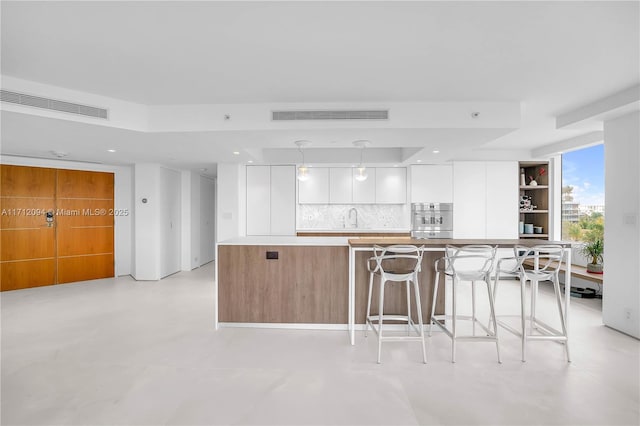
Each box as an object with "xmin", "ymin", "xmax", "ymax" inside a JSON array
[
  {"xmin": 364, "ymin": 245, "xmax": 427, "ymax": 364},
  {"xmin": 493, "ymin": 245, "xmax": 570, "ymax": 362},
  {"xmin": 429, "ymin": 245, "xmax": 500, "ymax": 363}
]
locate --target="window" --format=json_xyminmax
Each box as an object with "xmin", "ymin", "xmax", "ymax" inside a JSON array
[{"xmin": 561, "ymin": 144, "xmax": 605, "ymax": 243}]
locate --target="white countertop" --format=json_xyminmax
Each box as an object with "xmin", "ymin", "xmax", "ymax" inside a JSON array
[{"xmin": 218, "ymin": 236, "xmax": 350, "ymax": 246}]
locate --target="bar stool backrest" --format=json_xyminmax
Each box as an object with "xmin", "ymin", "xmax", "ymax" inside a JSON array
[
  {"xmin": 369, "ymin": 245, "xmax": 424, "ymax": 275},
  {"xmin": 443, "ymin": 244, "xmax": 497, "ymax": 276},
  {"xmin": 515, "ymin": 244, "xmax": 564, "ymax": 277}
]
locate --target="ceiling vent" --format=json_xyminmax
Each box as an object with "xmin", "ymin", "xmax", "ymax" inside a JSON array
[
  {"xmin": 272, "ymin": 109, "xmax": 388, "ymax": 121},
  {"xmin": 0, "ymin": 90, "xmax": 109, "ymax": 119}
]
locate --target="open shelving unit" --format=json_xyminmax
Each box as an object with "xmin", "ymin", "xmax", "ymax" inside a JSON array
[{"xmin": 519, "ymin": 161, "xmax": 550, "ymax": 239}]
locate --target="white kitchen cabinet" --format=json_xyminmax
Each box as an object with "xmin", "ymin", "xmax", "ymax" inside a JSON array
[
  {"xmin": 298, "ymin": 167, "xmax": 329, "ymax": 204},
  {"xmin": 486, "ymin": 161, "xmax": 518, "ymax": 238},
  {"xmin": 453, "ymin": 161, "xmax": 518, "ymax": 239},
  {"xmin": 329, "ymin": 168, "xmax": 353, "ymax": 204},
  {"xmin": 270, "ymin": 166, "xmax": 296, "ymax": 235},
  {"xmin": 246, "ymin": 166, "xmax": 271, "ymax": 235},
  {"xmin": 410, "ymin": 165, "xmax": 453, "ymax": 203},
  {"xmin": 375, "ymin": 167, "xmax": 407, "ymax": 204},
  {"xmin": 353, "ymin": 168, "xmax": 376, "ymax": 204},
  {"xmin": 453, "ymin": 162, "xmax": 486, "ymax": 239},
  {"xmin": 247, "ymin": 165, "xmax": 295, "ymax": 236}
]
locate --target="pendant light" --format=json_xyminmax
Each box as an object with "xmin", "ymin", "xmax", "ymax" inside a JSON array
[
  {"xmin": 295, "ymin": 140, "xmax": 311, "ymax": 181},
  {"xmin": 353, "ymin": 140, "xmax": 370, "ymax": 181}
]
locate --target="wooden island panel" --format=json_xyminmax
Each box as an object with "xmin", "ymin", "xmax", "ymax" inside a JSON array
[{"xmin": 218, "ymin": 245, "xmax": 349, "ymax": 323}]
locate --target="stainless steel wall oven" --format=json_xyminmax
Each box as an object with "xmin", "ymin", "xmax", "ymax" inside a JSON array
[{"xmin": 411, "ymin": 203, "xmax": 453, "ymax": 239}]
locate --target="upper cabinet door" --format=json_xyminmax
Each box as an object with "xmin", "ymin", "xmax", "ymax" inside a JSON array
[
  {"xmin": 453, "ymin": 162, "xmax": 486, "ymax": 239},
  {"xmin": 353, "ymin": 168, "xmax": 376, "ymax": 204},
  {"xmin": 246, "ymin": 166, "xmax": 271, "ymax": 236},
  {"xmin": 410, "ymin": 165, "xmax": 453, "ymax": 203},
  {"xmin": 298, "ymin": 167, "xmax": 329, "ymax": 204},
  {"xmin": 329, "ymin": 168, "xmax": 353, "ymax": 204},
  {"xmin": 375, "ymin": 168, "xmax": 407, "ymax": 204},
  {"xmin": 486, "ymin": 161, "xmax": 518, "ymax": 238},
  {"xmin": 270, "ymin": 166, "xmax": 296, "ymax": 236}
]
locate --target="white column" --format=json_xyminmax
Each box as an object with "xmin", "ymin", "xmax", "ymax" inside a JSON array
[
  {"xmin": 603, "ymin": 111, "xmax": 640, "ymax": 338},
  {"xmin": 133, "ymin": 163, "xmax": 161, "ymax": 280}
]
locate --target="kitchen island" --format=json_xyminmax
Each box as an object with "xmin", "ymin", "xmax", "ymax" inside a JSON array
[
  {"xmin": 215, "ymin": 237, "xmax": 351, "ymax": 327},
  {"xmin": 215, "ymin": 237, "xmax": 572, "ymax": 345}
]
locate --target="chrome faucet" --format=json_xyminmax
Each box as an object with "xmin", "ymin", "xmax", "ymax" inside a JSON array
[{"xmin": 348, "ymin": 208, "xmax": 358, "ymax": 228}]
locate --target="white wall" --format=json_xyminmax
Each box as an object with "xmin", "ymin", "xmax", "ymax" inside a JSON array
[
  {"xmin": 180, "ymin": 172, "xmax": 216, "ymax": 269},
  {"xmin": 602, "ymin": 111, "xmax": 640, "ymax": 338},
  {"xmin": 159, "ymin": 167, "xmax": 182, "ymax": 278},
  {"xmin": 216, "ymin": 163, "xmax": 246, "ymax": 242},
  {"xmin": 180, "ymin": 171, "xmax": 194, "ymax": 271},
  {"xmin": 135, "ymin": 164, "xmax": 184, "ymax": 280},
  {"xmin": 200, "ymin": 176, "xmax": 216, "ymax": 263},
  {"xmin": 189, "ymin": 172, "xmax": 201, "ymax": 269},
  {"xmin": 1, "ymin": 155, "xmax": 134, "ymax": 276},
  {"xmin": 134, "ymin": 164, "xmax": 161, "ymax": 280}
]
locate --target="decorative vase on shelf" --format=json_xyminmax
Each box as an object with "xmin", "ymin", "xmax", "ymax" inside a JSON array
[
  {"xmin": 529, "ymin": 179, "xmax": 538, "ymax": 186},
  {"xmin": 520, "ymin": 169, "xmax": 526, "ymax": 186}
]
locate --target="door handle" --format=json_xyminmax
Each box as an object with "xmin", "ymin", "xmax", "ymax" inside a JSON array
[{"xmin": 45, "ymin": 210, "xmax": 54, "ymax": 227}]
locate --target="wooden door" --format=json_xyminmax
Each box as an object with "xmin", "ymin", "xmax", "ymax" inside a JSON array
[
  {"xmin": 1, "ymin": 165, "xmax": 57, "ymax": 291},
  {"xmin": 0, "ymin": 165, "xmax": 115, "ymax": 290},
  {"xmin": 56, "ymin": 169, "xmax": 114, "ymax": 283}
]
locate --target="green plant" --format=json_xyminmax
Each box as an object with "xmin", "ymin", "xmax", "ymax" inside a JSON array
[{"xmin": 579, "ymin": 239, "xmax": 604, "ymax": 265}]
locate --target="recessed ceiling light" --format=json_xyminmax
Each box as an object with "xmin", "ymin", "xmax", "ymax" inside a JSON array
[
  {"xmin": 233, "ymin": 151, "xmax": 240, "ymax": 155},
  {"xmin": 248, "ymin": 160, "xmax": 253, "ymax": 164},
  {"xmin": 393, "ymin": 164, "xmax": 399, "ymax": 167},
  {"xmin": 51, "ymin": 150, "xmax": 67, "ymax": 158},
  {"xmin": 199, "ymin": 168, "xmax": 208, "ymax": 172},
  {"xmin": 107, "ymin": 149, "xmax": 116, "ymax": 153},
  {"xmin": 417, "ymin": 160, "xmax": 423, "ymax": 163},
  {"xmin": 432, "ymin": 150, "xmax": 440, "ymax": 154}
]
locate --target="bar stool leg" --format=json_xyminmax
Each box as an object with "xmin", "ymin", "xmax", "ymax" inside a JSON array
[
  {"xmin": 365, "ymin": 272, "xmax": 374, "ymax": 338},
  {"xmin": 471, "ymin": 281, "xmax": 477, "ymax": 336},
  {"xmin": 486, "ymin": 277, "xmax": 501, "ymax": 363},
  {"xmin": 406, "ymin": 280, "xmax": 412, "ymax": 336},
  {"xmin": 377, "ymin": 278, "xmax": 386, "ymax": 364},
  {"xmin": 520, "ymin": 277, "xmax": 527, "ymax": 362},
  {"xmin": 530, "ymin": 279, "xmax": 538, "ymax": 335},
  {"xmin": 451, "ymin": 276, "xmax": 457, "ymax": 363},
  {"xmin": 552, "ymin": 274, "xmax": 571, "ymax": 362},
  {"xmin": 489, "ymin": 273, "xmax": 499, "ymax": 331},
  {"xmin": 413, "ymin": 277, "xmax": 427, "ymax": 364},
  {"xmin": 429, "ymin": 270, "xmax": 440, "ymax": 337}
]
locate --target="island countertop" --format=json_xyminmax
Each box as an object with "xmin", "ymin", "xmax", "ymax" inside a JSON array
[
  {"xmin": 348, "ymin": 237, "xmax": 571, "ymax": 247},
  {"xmin": 218, "ymin": 236, "xmax": 349, "ymax": 246},
  {"xmin": 218, "ymin": 236, "xmax": 571, "ymax": 248}
]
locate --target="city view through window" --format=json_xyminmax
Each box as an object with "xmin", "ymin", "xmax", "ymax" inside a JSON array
[{"xmin": 561, "ymin": 144, "xmax": 605, "ymax": 243}]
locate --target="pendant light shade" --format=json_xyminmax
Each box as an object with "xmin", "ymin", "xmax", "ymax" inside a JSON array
[
  {"xmin": 354, "ymin": 166, "xmax": 368, "ymax": 182},
  {"xmin": 297, "ymin": 165, "xmax": 310, "ymax": 181},
  {"xmin": 295, "ymin": 140, "xmax": 311, "ymax": 181},
  {"xmin": 353, "ymin": 140, "xmax": 370, "ymax": 182}
]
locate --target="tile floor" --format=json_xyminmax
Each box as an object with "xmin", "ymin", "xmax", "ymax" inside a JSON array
[{"xmin": 1, "ymin": 262, "xmax": 638, "ymax": 425}]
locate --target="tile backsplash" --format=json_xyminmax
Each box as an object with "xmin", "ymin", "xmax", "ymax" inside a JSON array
[{"xmin": 297, "ymin": 204, "xmax": 410, "ymax": 230}]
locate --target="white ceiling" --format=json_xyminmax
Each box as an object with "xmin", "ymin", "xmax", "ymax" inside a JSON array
[{"xmin": 1, "ymin": 1, "xmax": 639, "ymax": 171}]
